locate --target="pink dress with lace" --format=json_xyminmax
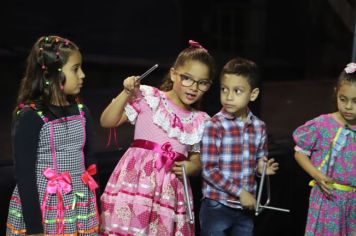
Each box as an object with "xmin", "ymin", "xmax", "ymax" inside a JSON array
[{"xmin": 100, "ymin": 85, "xmax": 210, "ymax": 236}]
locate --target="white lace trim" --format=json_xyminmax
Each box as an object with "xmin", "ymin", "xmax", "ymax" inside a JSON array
[
  {"xmin": 125, "ymin": 104, "xmax": 138, "ymax": 125},
  {"xmin": 126, "ymin": 85, "xmax": 210, "ymax": 145}
]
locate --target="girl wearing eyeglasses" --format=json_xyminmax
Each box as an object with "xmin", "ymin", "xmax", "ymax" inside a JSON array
[{"xmin": 99, "ymin": 40, "xmax": 216, "ymax": 235}]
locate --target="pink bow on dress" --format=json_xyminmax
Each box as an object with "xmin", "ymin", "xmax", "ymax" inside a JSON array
[
  {"xmin": 42, "ymin": 168, "xmax": 72, "ymax": 235},
  {"xmin": 155, "ymin": 142, "xmax": 178, "ymax": 171},
  {"xmin": 81, "ymin": 164, "xmax": 99, "ymax": 191},
  {"xmin": 81, "ymin": 164, "xmax": 100, "ymax": 224}
]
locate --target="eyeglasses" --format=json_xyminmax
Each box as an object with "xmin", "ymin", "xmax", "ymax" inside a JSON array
[{"xmin": 177, "ymin": 73, "xmax": 212, "ymax": 92}]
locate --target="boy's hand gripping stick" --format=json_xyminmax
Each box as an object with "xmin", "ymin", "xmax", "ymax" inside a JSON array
[
  {"xmin": 227, "ymin": 161, "xmax": 290, "ymax": 216},
  {"xmin": 182, "ymin": 164, "xmax": 194, "ymax": 224}
]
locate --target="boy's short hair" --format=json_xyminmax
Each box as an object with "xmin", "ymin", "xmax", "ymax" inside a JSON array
[{"xmin": 220, "ymin": 57, "xmax": 260, "ymax": 90}]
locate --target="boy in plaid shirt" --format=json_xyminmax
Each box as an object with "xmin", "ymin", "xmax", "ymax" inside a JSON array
[{"xmin": 199, "ymin": 57, "xmax": 279, "ymax": 236}]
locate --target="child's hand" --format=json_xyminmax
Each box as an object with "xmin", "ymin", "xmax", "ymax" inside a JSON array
[
  {"xmin": 239, "ymin": 189, "xmax": 256, "ymax": 210},
  {"xmin": 171, "ymin": 161, "xmax": 183, "ymax": 178},
  {"xmin": 312, "ymin": 171, "xmax": 334, "ymax": 197},
  {"xmin": 123, "ymin": 76, "xmax": 140, "ymax": 95},
  {"xmin": 171, "ymin": 160, "xmax": 197, "ymax": 179},
  {"xmin": 257, "ymin": 157, "xmax": 279, "ymax": 175}
]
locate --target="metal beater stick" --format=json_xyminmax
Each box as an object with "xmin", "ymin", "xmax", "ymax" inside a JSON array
[
  {"xmin": 182, "ymin": 164, "xmax": 194, "ymax": 224},
  {"xmin": 136, "ymin": 64, "xmax": 158, "ymax": 82}
]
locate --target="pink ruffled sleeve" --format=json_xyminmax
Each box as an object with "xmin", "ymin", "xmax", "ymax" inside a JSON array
[{"xmin": 292, "ymin": 118, "xmax": 320, "ymax": 157}]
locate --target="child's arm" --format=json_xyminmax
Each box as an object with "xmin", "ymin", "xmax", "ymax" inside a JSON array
[
  {"xmin": 83, "ymin": 105, "xmax": 97, "ymax": 168},
  {"xmin": 83, "ymin": 106, "xmax": 101, "ymax": 210},
  {"xmin": 172, "ymin": 152, "xmax": 201, "ymax": 178},
  {"xmin": 12, "ymin": 109, "xmax": 44, "ymax": 233},
  {"xmin": 100, "ymin": 76, "xmax": 139, "ymax": 128},
  {"xmin": 201, "ymin": 121, "xmax": 245, "ymax": 198},
  {"xmin": 295, "ymin": 151, "xmax": 333, "ymax": 196}
]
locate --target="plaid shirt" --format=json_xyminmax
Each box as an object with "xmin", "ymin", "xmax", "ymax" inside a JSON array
[{"xmin": 201, "ymin": 109, "xmax": 268, "ymax": 208}]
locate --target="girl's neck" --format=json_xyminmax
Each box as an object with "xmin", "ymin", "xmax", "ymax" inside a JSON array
[
  {"xmin": 50, "ymin": 97, "xmax": 69, "ymax": 106},
  {"xmin": 332, "ymin": 111, "xmax": 356, "ymax": 127}
]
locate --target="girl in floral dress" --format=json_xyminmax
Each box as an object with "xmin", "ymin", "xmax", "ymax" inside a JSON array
[
  {"xmin": 100, "ymin": 40, "xmax": 215, "ymax": 235},
  {"xmin": 293, "ymin": 63, "xmax": 356, "ymax": 236}
]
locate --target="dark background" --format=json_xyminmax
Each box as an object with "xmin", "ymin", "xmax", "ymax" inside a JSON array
[{"xmin": 0, "ymin": 0, "xmax": 354, "ymax": 235}]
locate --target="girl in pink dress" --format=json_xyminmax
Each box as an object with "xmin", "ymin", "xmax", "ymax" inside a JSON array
[
  {"xmin": 100, "ymin": 40, "xmax": 215, "ymax": 235},
  {"xmin": 293, "ymin": 63, "xmax": 356, "ymax": 236}
]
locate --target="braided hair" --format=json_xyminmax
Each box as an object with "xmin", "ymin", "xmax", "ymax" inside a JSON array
[{"xmin": 14, "ymin": 35, "xmax": 79, "ymax": 116}]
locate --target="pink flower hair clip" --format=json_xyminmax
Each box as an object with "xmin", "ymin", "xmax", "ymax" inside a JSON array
[
  {"xmin": 189, "ymin": 39, "xmax": 208, "ymax": 52},
  {"xmin": 344, "ymin": 62, "xmax": 356, "ymax": 74}
]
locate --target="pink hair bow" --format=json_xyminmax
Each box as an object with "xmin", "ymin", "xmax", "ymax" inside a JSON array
[
  {"xmin": 189, "ymin": 39, "xmax": 208, "ymax": 52},
  {"xmin": 345, "ymin": 63, "xmax": 356, "ymax": 74}
]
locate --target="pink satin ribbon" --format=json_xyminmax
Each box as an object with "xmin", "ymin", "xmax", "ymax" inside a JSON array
[
  {"xmin": 81, "ymin": 164, "xmax": 99, "ymax": 191},
  {"xmin": 106, "ymin": 127, "xmax": 120, "ymax": 148},
  {"xmin": 131, "ymin": 139, "xmax": 186, "ymax": 171},
  {"xmin": 81, "ymin": 164, "xmax": 100, "ymax": 224},
  {"xmin": 42, "ymin": 168, "xmax": 72, "ymax": 235}
]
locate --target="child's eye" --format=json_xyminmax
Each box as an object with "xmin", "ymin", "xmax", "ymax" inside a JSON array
[
  {"xmin": 198, "ymin": 80, "xmax": 211, "ymax": 86},
  {"xmin": 72, "ymin": 65, "xmax": 81, "ymax": 73},
  {"xmin": 234, "ymin": 89, "xmax": 242, "ymax": 94},
  {"xmin": 180, "ymin": 74, "xmax": 191, "ymax": 81},
  {"xmin": 220, "ymin": 87, "xmax": 227, "ymax": 93}
]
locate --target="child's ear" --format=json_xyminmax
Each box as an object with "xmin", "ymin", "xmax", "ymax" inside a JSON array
[
  {"xmin": 250, "ymin": 88, "xmax": 260, "ymax": 101},
  {"xmin": 170, "ymin": 67, "xmax": 176, "ymax": 82}
]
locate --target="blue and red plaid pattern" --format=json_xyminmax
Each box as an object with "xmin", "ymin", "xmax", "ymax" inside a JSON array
[{"xmin": 201, "ymin": 109, "xmax": 268, "ymax": 208}]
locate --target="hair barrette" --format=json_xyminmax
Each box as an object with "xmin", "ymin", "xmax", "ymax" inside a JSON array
[
  {"xmin": 188, "ymin": 39, "xmax": 207, "ymax": 52},
  {"xmin": 345, "ymin": 62, "xmax": 356, "ymax": 74}
]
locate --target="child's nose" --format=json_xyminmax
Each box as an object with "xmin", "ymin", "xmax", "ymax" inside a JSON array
[
  {"xmin": 227, "ymin": 91, "xmax": 234, "ymax": 100},
  {"xmin": 80, "ymin": 69, "xmax": 85, "ymax": 79},
  {"xmin": 191, "ymin": 81, "xmax": 199, "ymax": 91},
  {"xmin": 345, "ymin": 100, "xmax": 353, "ymax": 109}
]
